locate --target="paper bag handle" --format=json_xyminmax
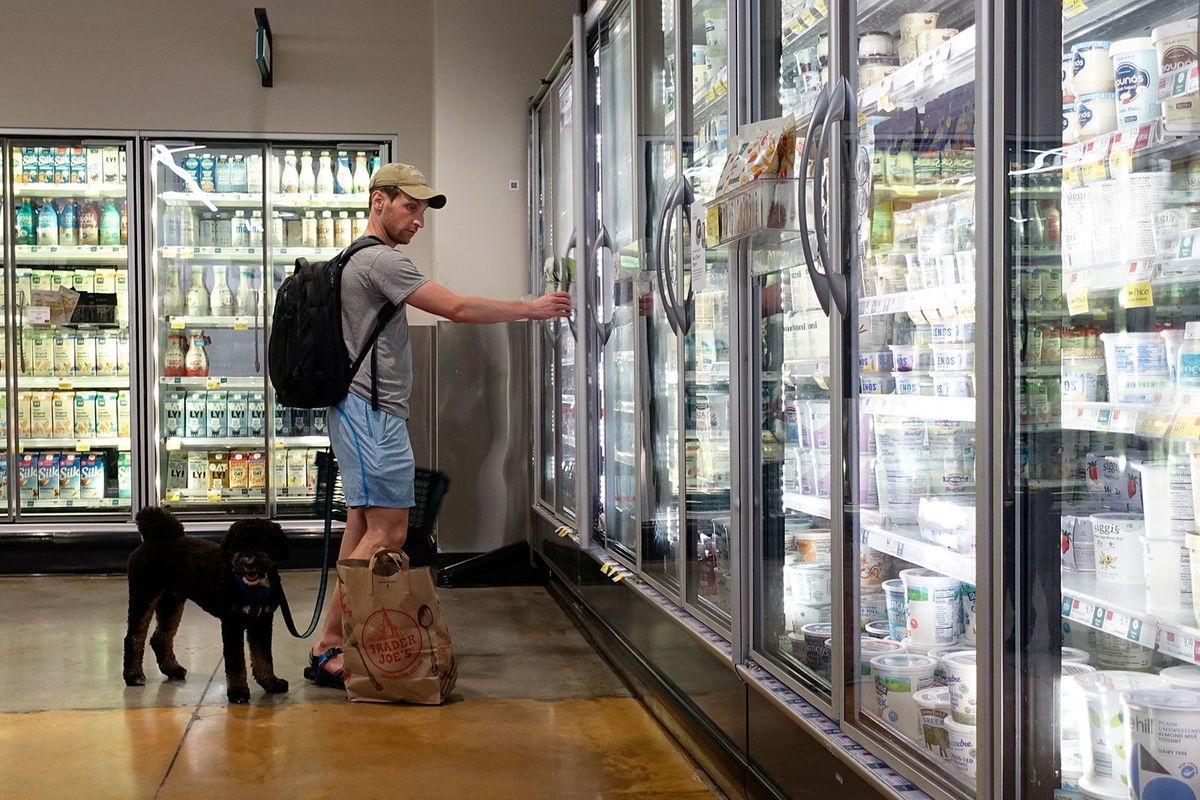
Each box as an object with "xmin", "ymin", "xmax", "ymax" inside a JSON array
[{"xmin": 367, "ymin": 547, "xmax": 410, "ymax": 595}]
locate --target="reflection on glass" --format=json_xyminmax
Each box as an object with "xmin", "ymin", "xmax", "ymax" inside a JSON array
[
  {"xmin": 556, "ymin": 75, "xmax": 578, "ymax": 519},
  {"xmin": 13, "ymin": 140, "xmax": 132, "ymax": 514},
  {"xmin": 535, "ymin": 100, "xmax": 557, "ymax": 507},
  {"xmin": 775, "ymin": 0, "xmax": 831, "ymax": 120},
  {"xmin": 849, "ymin": 0, "xmax": 978, "ymax": 789},
  {"xmin": 686, "ymin": 0, "xmax": 730, "ymax": 207},
  {"xmin": 755, "ymin": 246, "xmax": 833, "ymax": 685}
]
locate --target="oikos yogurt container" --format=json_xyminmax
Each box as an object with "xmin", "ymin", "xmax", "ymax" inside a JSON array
[
  {"xmin": 872, "ymin": 653, "xmax": 938, "ymax": 741},
  {"xmin": 1073, "ymin": 670, "xmax": 1169, "ymax": 797},
  {"xmin": 1071, "ymin": 41, "xmax": 1115, "ymax": 95},
  {"xmin": 1152, "ymin": 18, "xmax": 1200, "ymax": 128},
  {"xmin": 944, "ymin": 717, "xmax": 979, "ymax": 780},
  {"xmin": 1090, "ymin": 513, "xmax": 1148, "ymax": 584},
  {"xmin": 1110, "ymin": 37, "xmax": 1161, "ymax": 127},
  {"xmin": 941, "ymin": 650, "xmax": 978, "ymax": 725},
  {"xmin": 901, "ymin": 568, "xmax": 963, "ymax": 646},
  {"xmin": 1120, "ymin": 689, "xmax": 1200, "ymax": 799}
]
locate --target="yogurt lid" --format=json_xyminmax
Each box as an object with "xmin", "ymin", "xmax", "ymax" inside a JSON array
[
  {"xmin": 901, "ymin": 638, "xmax": 940, "ymax": 655},
  {"xmin": 1160, "ymin": 665, "xmax": 1200, "ymax": 689},
  {"xmin": 801, "ymin": 622, "xmax": 834, "ymax": 638},
  {"xmin": 871, "ymin": 653, "xmax": 937, "ymax": 673},
  {"xmin": 881, "ymin": 578, "xmax": 905, "ymax": 592},
  {"xmin": 928, "ymin": 645, "xmax": 974, "ymax": 662},
  {"xmin": 1122, "ymin": 688, "xmax": 1200, "ymax": 712},
  {"xmin": 862, "ymin": 637, "xmax": 906, "ymax": 656},
  {"xmin": 943, "ymin": 716, "xmax": 977, "ymax": 734},
  {"xmin": 1073, "ymin": 669, "xmax": 1169, "ymax": 696},
  {"xmin": 913, "ymin": 686, "xmax": 951, "ymax": 706},
  {"xmin": 1109, "ymin": 37, "xmax": 1156, "ymax": 54},
  {"xmin": 864, "ymin": 621, "xmax": 892, "ymax": 637},
  {"xmin": 1071, "ymin": 40, "xmax": 1112, "ymax": 52},
  {"xmin": 1061, "ymin": 663, "xmax": 1097, "ymax": 678},
  {"xmin": 1151, "ymin": 18, "xmax": 1199, "ymax": 42},
  {"xmin": 859, "ymin": 30, "xmax": 894, "ymax": 38},
  {"xmin": 1064, "ymin": 102, "xmax": 1076, "ymax": 111},
  {"xmin": 792, "ymin": 527, "xmax": 831, "ymax": 539},
  {"xmin": 941, "ymin": 650, "xmax": 978, "ymax": 668}
]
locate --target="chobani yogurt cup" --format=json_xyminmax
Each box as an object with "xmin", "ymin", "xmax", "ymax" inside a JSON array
[
  {"xmin": 1120, "ymin": 689, "xmax": 1200, "ymax": 798},
  {"xmin": 901, "ymin": 568, "xmax": 963, "ymax": 646},
  {"xmin": 914, "ymin": 685, "xmax": 953, "ymax": 761},
  {"xmin": 860, "ymin": 636, "xmax": 906, "ymax": 678},
  {"xmin": 941, "ymin": 650, "xmax": 978, "ymax": 725},
  {"xmin": 1152, "ymin": 18, "xmax": 1199, "ymax": 128},
  {"xmin": 944, "ymin": 717, "xmax": 979, "ymax": 780},
  {"xmin": 1073, "ymin": 670, "xmax": 1169, "ymax": 797},
  {"xmin": 1160, "ymin": 665, "xmax": 1200, "ymax": 690},
  {"xmin": 1090, "ymin": 513, "xmax": 1147, "ymax": 584},
  {"xmin": 872, "ymin": 653, "xmax": 938, "ymax": 741}
]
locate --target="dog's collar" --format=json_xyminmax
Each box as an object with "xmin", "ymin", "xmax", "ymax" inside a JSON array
[{"xmin": 232, "ymin": 569, "xmax": 273, "ymax": 617}]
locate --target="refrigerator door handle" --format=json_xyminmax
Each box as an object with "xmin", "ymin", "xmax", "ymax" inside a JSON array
[
  {"xmin": 657, "ymin": 177, "xmax": 693, "ymax": 336},
  {"xmin": 653, "ymin": 183, "xmax": 682, "ymax": 336},
  {"xmin": 595, "ymin": 224, "xmax": 616, "ymax": 347},
  {"xmin": 797, "ymin": 84, "xmax": 833, "ymax": 316},
  {"xmin": 561, "ymin": 228, "xmax": 578, "ymax": 340},
  {"xmin": 814, "ymin": 77, "xmax": 852, "ymax": 317}
]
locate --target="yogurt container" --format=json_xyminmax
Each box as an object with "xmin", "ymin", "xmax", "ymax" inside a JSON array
[
  {"xmin": 889, "ymin": 343, "xmax": 929, "ymax": 372},
  {"xmin": 860, "ymin": 546, "xmax": 894, "ymax": 587},
  {"xmin": 1073, "ymin": 670, "xmax": 1169, "ymax": 797},
  {"xmin": 933, "ymin": 372, "xmax": 974, "ymax": 398},
  {"xmin": 1101, "ymin": 332, "xmax": 1171, "ymax": 404},
  {"xmin": 932, "ymin": 345, "xmax": 974, "ymax": 372},
  {"xmin": 860, "ymin": 636, "xmax": 906, "ymax": 678},
  {"xmin": 895, "ymin": 371, "xmax": 932, "ymax": 396},
  {"xmin": 901, "ymin": 568, "xmax": 963, "ymax": 646},
  {"xmin": 1091, "ymin": 513, "xmax": 1147, "ymax": 584},
  {"xmin": 786, "ymin": 562, "xmax": 832, "ymax": 604},
  {"xmin": 791, "ymin": 527, "xmax": 831, "ymax": 562},
  {"xmin": 1160, "ymin": 665, "xmax": 1200, "ymax": 690},
  {"xmin": 800, "ymin": 623, "xmax": 834, "ymax": 673},
  {"xmin": 859, "ymin": 349, "xmax": 894, "ymax": 373},
  {"xmin": 1060, "ymin": 356, "xmax": 1105, "ymax": 401},
  {"xmin": 960, "ymin": 583, "xmax": 977, "ymax": 645},
  {"xmin": 882, "ymin": 578, "xmax": 908, "ymax": 640},
  {"xmin": 928, "ymin": 644, "xmax": 974, "ymax": 685},
  {"xmin": 1187, "ymin": 532, "xmax": 1200, "ymax": 628},
  {"xmin": 859, "ymin": 31, "xmax": 896, "ymax": 58},
  {"xmin": 1087, "ymin": 627, "xmax": 1158, "ymax": 672},
  {"xmin": 899, "ymin": 12, "xmax": 938, "ymax": 40},
  {"xmin": 1063, "ymin": 102, "xmax": 1080, "ymax": 145},
  {"xmin": 1077, "ymin": 92, "xmax": 1118, "ymax": 140},
  {"xmin": 1120, "ymin": 689, "xmax": 1200, "ymax": 799},
  {"xmin": 1063, "ymin": 53, "xmax": 1077, "ymax": 102},
  {"xmin": 858, "ymin": 61, "xmax": 898, "ymax": 88},
  {"xmin": 1110, "ymin": 37, "xmax": 1161, "ymax": 127},
  {"xmin": 1141, "ymin": 535, "xmax": 1194, "ymax": 623},
  {"xmin": 788, "ymin": 600, "xmax": 832, "ymax": 632},
  {"xmin": 1071, "ymin": 41, "xmax": 1115, "ymax": 95},
  {"xmin": 914, "ymin": 685, "xmax": 953, "ymax": 761},
  {"xmin": 1152, "ymin": 18, "xmax": 1200, "ymax": 128},
  {"xmin": 860, "ymin": 374, "xmax": 897, "ymax": 395},
  {"xmin": 1062, "ymin": 647, "xmax": 1091, "ymax": 664},
  {"xmin": 872, "ymin": 653, "xmax": 938, "ymax": 741},
  {"xmin": 941, "ymin": 650, "xmax": 978, "ymax": 725},
  {"xmin": 864, "ymin": 620, "xmax": 892, "ymax": 639},
  {"xmin": 1061, "ymin": 663, "xmax": 1098, "ymax": 778},
  {"xmin": 916, "ymin": 28, "xmax": 958, "ymax": 55},
  {"xmin": 898, "ymin": 37, "xmax": 918, "ymax": 66},
  {"xmin": 861, "ymin": 590, "xmax": 888, "ymax": 626},
  {"xmin": 944, "ymin": 717, "xmax": 978, "ymax": 780}
]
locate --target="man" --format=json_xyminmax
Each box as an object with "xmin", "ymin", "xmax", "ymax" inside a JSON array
[{"xmin": 305, "ymin": 164, "xmax": 571, "ymax": 688}]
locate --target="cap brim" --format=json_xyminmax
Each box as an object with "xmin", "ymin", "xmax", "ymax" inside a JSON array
[{"xmin": 401, "ymin": 184, "xmax": 447, "ymax": 209}]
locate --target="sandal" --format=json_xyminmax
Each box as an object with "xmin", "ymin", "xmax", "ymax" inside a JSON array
[{"xmin": 303, "ymin": 647, "xmax": 346, "ymax": 690}]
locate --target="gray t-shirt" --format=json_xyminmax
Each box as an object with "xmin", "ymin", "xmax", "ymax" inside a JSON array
[{"xmin": 341, "ymin": 238, "xmax": 428, "ymax": 419}]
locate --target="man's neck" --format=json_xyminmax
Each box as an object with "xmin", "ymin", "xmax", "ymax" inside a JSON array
[{"xmin": 365, "ymin": 219, "xmax": 398, "ymax": 248}]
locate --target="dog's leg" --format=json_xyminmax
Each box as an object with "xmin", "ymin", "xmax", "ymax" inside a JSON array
[
  {"xmin": 222, "ymin": 620, "xmax": 251, "ymax": 704},
  {"xmin": 248, "ymin": 617, "xmax": 289, "ymax": 694},
  {"xmin": 123, "ymin": 590, "xmax": 159, "ymax": 687},
  {"xmin": 150, "ymin": 592, "xmax": 188, "ymax": 681}
]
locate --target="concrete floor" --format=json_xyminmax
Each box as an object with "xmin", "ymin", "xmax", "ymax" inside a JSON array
[{"xmin": 0, "ymin": 572, "xmax": 720, "ymax": 800}]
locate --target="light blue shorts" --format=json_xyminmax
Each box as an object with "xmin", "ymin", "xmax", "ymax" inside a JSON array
[{"xmin": 329, "ymin": 392, "xmax": 415, "ymax": 509}]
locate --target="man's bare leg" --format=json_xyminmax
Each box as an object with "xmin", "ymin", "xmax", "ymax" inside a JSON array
[{"xmin": 310, "ymin": 506, "xmax": 409, "ymax": 678}]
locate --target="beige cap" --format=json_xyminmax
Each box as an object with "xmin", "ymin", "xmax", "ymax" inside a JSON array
[{"xmin": 368, "ymin": 163, "xmax": 446, "ymax": 208}]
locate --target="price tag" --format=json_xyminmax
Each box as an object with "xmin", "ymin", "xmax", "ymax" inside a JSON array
[
  {"xmin": 1062, "ymin": 0, "xmax": 1088, "ymax": 17},
  {"xmin": 233, "ymin": 321, "xmax": 249, "ymax": 331},
  {"xmin": 165, "ymin": 438, "xmax": 182, "ymax": 451},
  {"xmin": 1171, "ymin": 415, "xmax": 1200, "ymax": 441},
  {"xmin": 76, "ymin": 444, "xmax": 90, "ymax": 452},
  {"xmin": 206, "ymin": 378, "xmax": 222, "ymax": 389},
  {"xmin": 169, "ymin": 320, "xmax": 185, "ymax": 330},
  {"xmin": 165, "ymin": 490, "xmax": 181, "ymax": 502},
  {"xmin": 878, "ymin": 92, "xmax": 895, "ymax": 113},
  {"xmin": 207, "ymin": 489, "xmax": 223, "ymax": 502},
  {"xmin": 26, "ymin": 306, "xmax": 51, "ymax": 325},
  {"xmin": 800, "ymin": 8, "xmax": 817, "ymax": 26},
  {"xmin": 57, "ymin": 381, "xmax": 73, "ymax": 391},
  {"xmin": 1160, "ymin": 628, "xmax": 1200, "ymax": 663},
  {"xmin": 1121, "ymin": 281, "xmax": 1154, "ymax": 309},
  {"xmin": 814, "ymin": 374, "xmax": 829, "ymax": 391},
  {"xmin": 1081, "ymin": 156, "xmax": 1109, "ymax": 184},
  {"xmin": 1141, "ymin": 412, "xmax": 1174, "ymax": 438},
  {"xmin": 705, "ymin": 204, "xmax": 721, "ymax": 250},
  {"xmin": 1066, "ymin": 288, "xmax": 1089, "ymax": 316},
  {"xmin": 788, "ymin": 18, "xmax": 807, "ymax": 36}
]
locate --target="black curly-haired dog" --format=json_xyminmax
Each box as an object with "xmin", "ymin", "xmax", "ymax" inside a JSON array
[{"xmin": 123, "ymin": 506, "xmax": 290, "ymax": 704}]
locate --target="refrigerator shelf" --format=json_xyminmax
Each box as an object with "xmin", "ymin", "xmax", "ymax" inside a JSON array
[
  {"xmin": 872, "ymin": 181, "xmax": 972, "ymax": 203},
  {"xmin": 164, "ymin": 436, "xmax": 327, "ymax": 450},
  {"xmin": 159, "ymin": 377, "xmax": 263, "ymax": 389},
  {"xmin": 15, "ymin": 245, "xmax": 127, "ymax": 264},
  {"xmin": 20, "ymin": 497, "xmax": 126, "ymax": 510},
  {"xmin": 858, "ymin": 26, "xmax": 975, "ymax": 113},
  {"xmin": 271, "ymin": 193, "xmax": 369, "ymax": 209},
  {"xmin": 14, "ymin": 182, "xmax": 127, "ymax": 198},
  {"xmin": 18, "ymin": 377, "xmax": 129, "ymax": 389},
  {"xmin": 780, "ymin": 0, "xmax": 828, "ymax": 50},
  {"xmin": 1060, "ymin": 400, "xmax": 1195, "ymax": 439},
  {"xmin": 782, "ymin": 491, "xmax": 831, "ymax": 519},
  {"xmin": 859, "ymin": 394, "xmax": 974, "ymax": 421},
  {"xmin": 1060, "ymin": 571, "xmax": 1200, "ymax": 659},
  {"xmin": 858, "ymin": 281, "xmax": 974, "ymax": 317},
  {"xmin": 20, "ymin": 437, "xmax": 130, "ymax": 450},
  {"xmin": 167, "ymin": 315, "xmax": 260, "ymax": 329},
  {"xmin": 158, "ymin": 192, "xmax": 369, "ymax": 209},
  {"xmin": 862, "ymin": 524, "xmax": 975, "ymax": 584},
  {"xmin": 1064, "ymin": 0, "xmax": 1200, "ymax": 46},
  {"xmin": 685, "ymin": 370, "xmax": 729, "ymax": 385}
]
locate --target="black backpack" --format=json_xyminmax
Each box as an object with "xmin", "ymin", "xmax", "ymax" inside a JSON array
[{"xmin": 268, "ymin": 235, "xmax": 397, "ymax": 410}]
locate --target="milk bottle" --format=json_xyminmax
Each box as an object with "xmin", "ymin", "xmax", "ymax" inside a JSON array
[
  {"xmin": 335, "ymin": 211, "xmax": 352, "ymax": 247},
  {"xmin": 280, "ymin": 150, "xmax": 299, "ymax": 193},
  {"xmin": 209, "ymin": 265, "xmax": 234, "ymax": 315},
  {"xmin": 185, "ymin": 268, "xmax": 208, "ymax": 316},
  {"xmin": 161, "ymin": 263, "xmax": 184, "ymax": 315},
  {"xmin": 352, "ymin": 211, "xmax": 368, "ymax": 239},
  {"xmin": 298, "ymin": 151, "xmax": 316, "ymax": 194},
  {"xmin": 36, "ymin": 199, "xmax": 58, "ymax": 246},
  {"xmin": 15, "ymin": 200, "xmax": 33, "ymax": 245},
  {"xmin": 245, "ymin": 153, "xmax": 263, "ymax": 193},
  {"xmin": 335, "ymin": 151, "xmax": 353, "ymax": 194},
  {"xmin": 249, "ymin": 210, "xmax": 263, "ymax": 247},
  {"xmin": 302, "ymin": 211, "xmax": 317, "ymax": 247},
  {"xmin": 99, "ymin": 201, "xmax": 120, "ymax": 246},
  {"xmin": 214, "ymin": 214, "xmax": 232, "ymax": 247},
  {"xmin": 214, "ymin": 154, "xmax": 231, "ymax": 193},
  {"xmin": 353, "ymin": 152, "xmax": 370, "ymax": 194},
  {"xmin": 234, "ymin": 265, "xmax": 257, "ymax": 316},
  {"xmin": 316, "ymin": 151, "xmax": 335, "ymax": 194},
  {"xmin": 184, "ymin": 331, "xmax": 209, "ymax": 377},
  {"xmin": 231, "ymin": 210, "xmax": 249, "ymax": 248},
  {"xmin": 164, "ymin": 334, "xmax": 187, "ymax": 377},
  {"xmin": 59, "ymin": 201, "xmax": 78, "ymax": 246},
  {"xmin": 79, "ymin": 202, "xmax": 99, "ymax": 245},
  {"xmin": 230, "ymin": 154, "xmax": 248, "ymax": 192},
  {"xmin": 317, "ymin": 211, "xmax": 333, "ymax": 247}
]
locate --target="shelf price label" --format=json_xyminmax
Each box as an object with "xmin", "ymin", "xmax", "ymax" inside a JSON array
[
  {"xmin": 1066, "ymin": 288, "xmax": 1089, "ymax": 316},
  {"xmin": 165, "ymin": 490, "xmax": 181, "ymax": 502},
  {"xmin": 165, "ymin": 438, "xmax": 182, "ymax": 451},
  {"xmin": 233, "ymin": 320, "xmax": 250, "ymax": 331},
  {"xmin": 1171, "ymin": 415, "xmax": 1200, "ymax": 441},
  {"xmin": 1062, "ymin": 0, "xmax": 1088, "ymax": 20},
  {"xmin": 1140, "ymin": 412, "xmax": 1174, "ymax": 438},
  {"xmin": 207, "ymin": 490, "xmax": 223, "ymax": 502},
  {"xmin": 206, "ymin": 378, "xmax": 223, "ymax": 389},
  {"xmin": 1160, "ymin": 629, "xmax": 1200, "ymax": 664},
  {"xmin": 799, "ymin": 8, "xmax": 817, "ymax": 26},
  {"xmin": 1121, "ymin": 280, "xmax": 1154, "ymax": 309},
  {"xmin": 813, "ymin": 0, "xmax": 827, "ymax": 14},
  {"xmin": 169, "ymin": 320, "xmax": 185, "ymax": 330}
]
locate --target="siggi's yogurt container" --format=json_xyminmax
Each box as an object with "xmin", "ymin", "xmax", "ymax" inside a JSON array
[
  {"xmin": 1152, "ymin": 18, "xmax": 1200, "ymax": 128},
  {"xmin": 1071, "ymin": 41, "xmax": 1115, "ymax": 95},
  {"xmin": 1090, "ymin": 512, "xmax": 1147, "ymax": 584},
  {"xmin": 872, "ymin": 653, "xmax": 938, "ymax": 741},
  {"xmin": 1077, "ymin": 92, "xmax": 1118, "ymax": 140},
  {"xmin": 1120, "ymin": 689, "xmax": 1200, "ymax": 798},
  {"xmin": 1110, "ymin": 37, "xmax": 1161, "ymax": 127}
]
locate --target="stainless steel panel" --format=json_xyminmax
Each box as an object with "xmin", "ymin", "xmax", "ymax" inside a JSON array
[
  {"xmin": 435, "ymin": 320, "xmax": 530, "ymax": 553},
  {"xmin": 407, "ymin": 325, "xmax": 436, "ymax": 468}
]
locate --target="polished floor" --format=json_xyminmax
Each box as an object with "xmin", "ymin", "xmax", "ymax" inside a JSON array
[{"xmin": 0, "ymin": 572, "xmax": 720, "ymax": 800}]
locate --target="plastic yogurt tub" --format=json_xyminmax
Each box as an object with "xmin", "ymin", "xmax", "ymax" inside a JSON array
[
  {"xmin": 1060, "ymin": 663, "xmax": 1097, "ymax": 778},
  {"xmin": 902, "ymin": 569, "xmax": 963, "ymax": 646},
  {"xmin": 1063, "ymin": 102, "xmax": 1079, "ymax": 145},
  {"xmin": 932, "ymin": 345, "xmax": 974, "ymax": 372},
  {"xmin": 786, "ymin": 562, "xmax": 832, "ymax": 604},
  {"xmin": 914, "ymin": 685, "xmax": 953, "ymax": 761},
  {"xmin": 1187, "ymin": 532, "xmax": 1200, "ymax": 628},
  {"xmin": 960, "ymin": 584, "xmax": 977, "ymax": 645},
  {"xmin": 1160, "ymin": 665, "xmax": 1200, "ymax": 690},
  {"xmin": 916, "ymin": 28, "xmax": 958, "ymax": 55},
  {"xmin": 894, "ymin": 371, "xmax": 933, "ymax": 396},
  {"xmin": 1062, "ymin": 647, "xmax": 1091, "ymax": 664},
  {"xmin": 860, "ymin": 374, "xmax": 897, "ymax": 395},
  {"xmin": 944, "ymin": 717, "xmax": 979, "ymax": 780},
  {"xmin": 859, "ymin": 547, "xmax": 894, "ymax": 587},
  {"xmin": 1110, "ymin": 37, "xmax": 1161, "ymax": 127},
  {"xmin": 933, "ymin": 372, "xmax": 974, "ymax": 398},
  {"xmin": 897, "ymin": 36, "xmax": 918, "ymax": 66},
  {"xmin": 1060, "ymin": 356, "xmax": 1105, "ymax": 401},
  {"xmin": 1073, "ymin": 670, "xmax": 1169, "ymax": 796},
  {"xmin": 1119, "ymin": 689, "xmax": 1200, "ymax": 798},
  {"xmin": 860, "ymin": 637, "xmax": 906, "ymax": 678},
  {"xmin": 800, "ymin": 623, "xmax": 834, "ymax": 671},
  {"xmin": 791, "ymin": 527, "xmax": 831, "ymax": 563},
  {"xmin": 865, "ymin": 620, "xmax": 892, "ymax": 639},
  {"xmin": 858, "ymin": 31, "xmax": 896, "ymax": 58},
  {"xmin": 858, "ymin": 61, "xmax": 898, "ymax": 87},
  {"xmin": 1100, "ymin": 332, "xmax": 1170, "ymax": 404},
  {"xmin": 858, "ymin": 349, "xmax": 894, "ymax": 373},
  {"xmin": 889, "ymin": 343, "xmax": 929, "ymax": 372},
  {"xmin": 1141, "ymin": 535, "xmax": 1194, "ymax": 623},
  {"xmin": 1077, "ymin": 92, "xmax": 1118, "ymax": 140},
  {"xmin": 788, "ymin": 599, "xmax": 832, "ymax": 632},
  {"xmin": 928, "ymin": 644, "xmax": 974, "ymax": 684},
  {"xmin": 1090, "ymin": 513, "xmax": 1148, "ymax": 584},
  {"xmin": 1071, "ymin": 40, "xmax": 1115, "ymax": 95},
  {"xmin": 940, "ymin": 650, "xmax": 978, "ymax": 725},
  {"xmin": 882, "ymin": 578, "xmax": 908, "ymax": 640},
  {"xmin": 1152, "ymin": 18, "xmax": 1200, "ymax": 127},
  {"xmin": 1086, "ymin": 627, "xmax": 1158, "ymax": 672},
  {"xmin": 860, "ymin": 590, "xmax": 888, "ymax": 626},
  {"xmin": 872, "ymin": 653, "xmax": 938, "ymax": 741},
  {"xmin": 899, "ymin": 12, "xmax": 938, "ymax": 40}
]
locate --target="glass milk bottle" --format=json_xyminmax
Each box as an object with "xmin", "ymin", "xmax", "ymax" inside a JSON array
[
  {"xmin": 209, "ymin": 265, "xmax": 234, "ymax": 315},
  {"xmin": 352, "ymin": 211, "xmax": 368, "ymax": 239},
  {"xmin": 184, "ymin": 330, "xmax": 209, "ymax": 377},
  {"xmin": 246, "ymin": 152, "xmax": 263, "ymax": 193},
  {"xmin": 317, "ymin": 210, "xmax": 334, "ymax": 248},
  {"xmin": 352, "ymin": 152, "xmax": 370, "ymax": 193},
  {"xmin": 161, "ymin": 261, "xmax": 184, "ymax": 315},
  {"xmin": 336, "ymin": 151, "xmax": 353, "ymax": 194},
  {"xmin": 302, "ymin": 211, "xmax": 317, "ymax": 247},
  {"xmin": 185, "ymin": 267, "xmax": 209, "ymax": 316},
  {"xmin": 335, "ymin": 211, "xmax": 352, "ymax": 247},
  {"xmin": 280, "ymin": 150, "xmax": 299, "ymax": 194},
  {"xmin": 234, "ymin": 265, "xmax": 257, "ymax": 316},
  {"xmin": 298, "ymin": 151, "xmax": 316, "ymax": 194},
  {"xmin": 316, "ymin": 151, "xmax": 335, "ymax": 194},
  {"xmin": 164, "ymin": 333, "xmax": 187, "ymax": 377}
]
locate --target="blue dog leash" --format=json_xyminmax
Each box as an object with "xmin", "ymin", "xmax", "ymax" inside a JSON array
[{"xmin": 277, "ymin": 448, "xmax": 336, "ymax": 639}]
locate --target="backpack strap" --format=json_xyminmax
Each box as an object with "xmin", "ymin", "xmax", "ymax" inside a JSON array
[{"xmin": 339, "ymin": 234, "xmax": 398, "ymax": 411}]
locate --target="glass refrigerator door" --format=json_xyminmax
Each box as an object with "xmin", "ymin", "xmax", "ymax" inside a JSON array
[
  {"xmin": 148, "ymin": 142, "xmax": 268, "ymax": 514},
  {"xmin": 641, "ymin": 0, "xmax": 682, "ymax": 592},
  {"xmin": 594, "ymin": 5, "xmax": 640, "ymax": 560},
  {"xmin": 1010, "ymin": 6, "xmax": 1200, "ymax": 799},
  {"xmin": 11, "ymin": 139, "xmax": 133, "ymax": 515},
  {"xmin": 846, "ymin": 0, "xmax": 980, "ymax": 793},
  {"xmin": 555, "ymin": 71, "xmax": 579, "ymax": 523},
  {"xmin": 534, "ymin": 94, "xmax": 559, "ymax": 511},
  {"xmin": 266, "ymin": 143, "xmax": 382, "ymax": 517}
]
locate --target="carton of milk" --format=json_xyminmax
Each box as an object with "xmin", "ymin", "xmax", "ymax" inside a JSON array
[
  {"xmin": 117, "ymin": 452, "xmax": 131, "ymax": 499},
  {"xmin": 74, "ymin": 393, "xmax": 97, "ymax": 437},
  {"xmin": 247, "ymin": 452, "xmax": 267, "ymax": 491},
  {"xmin": 74, "ymin": 335, "xmax": 97, "ymax": 376},
  {"xmin": 206, "ymin": 391, "xmax": 228, "ymax": 437},
  {"xmin": 186, "ymin": 452, "xmax": 208, "ymax": 493},
  {"xmin": 80, "ymin": 454, "xmax": 105, "ymax": 500},
  {"xmin": 208, "ymin": 452, "xmax": 229, "ymax": 491},
  {"xmin": 226, "ymin": 392, "xmax": 248, "ymax": 437},
  {"xmin": 58, "ymin": 453, "xmax": 81, "ymax": 500},
  {"xmin": 287, "ymin": 450, "xmax": 307, "ymax": 491},
  {"xmin": 228, "ymin": 452, "xmax": 249, "ymax": 490},
  {"xmin": 311, "ymin": 408, "xmax": 329, "ymax": 436},
  {"xmin": 117, "ymin": 391, "xmax": 130, "ymax": 438},
  {"xmin": 185, "ymin": 392, "xmax": 207, "ymax": 437},
  {"xmin": 52, "ymin": 335, "xmax": 74, "ymax": 377},
  {"xmin": 94, "ymin": 392, "xmax": 119, "ymax": 437},
  {"xmin": 36, "ymin": 453, "xmax": 59, "ymax": 501},
  {"xmin": 290, "ymin": 407, "xmax": 310, "ymax": 437},
  {"xmin": 52, "ymin": 392, "xmax": 75, "ymax": 438},
  {"xmin": 274, "ymin": 402, "xmax": 292, "ymax": 436},
  {"xmin": 18, "ymin": 453, "xmax": 37, "ymax": 500},
  {"xmin": 166, "ymin": 451, "xmax": 187, "ymax": 492},
  {"xmin": 248, "ymin": 392, "xmax": 266, "ymax": 437},
  {"xmin": 163, "ymin": 392, "xmax": 185, "ymax": 437},
  {"xmin": 94, "ymin": 334, "xmax": 118, "ymax": 377}
]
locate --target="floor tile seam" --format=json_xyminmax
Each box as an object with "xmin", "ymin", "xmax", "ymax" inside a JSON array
[{"xmin": 155, "ymin": 658, "xmax": 222, "ymax": 800}]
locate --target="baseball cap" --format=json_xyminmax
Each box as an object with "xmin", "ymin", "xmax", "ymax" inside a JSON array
[{"xmin": 369, "ymin": 163, "xmax": 447, "ymax": 209}]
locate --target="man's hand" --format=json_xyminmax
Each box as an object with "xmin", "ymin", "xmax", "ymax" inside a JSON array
[{"xmin": 526, "ymin": 291, "xmax": 573, "ymax": 320}]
